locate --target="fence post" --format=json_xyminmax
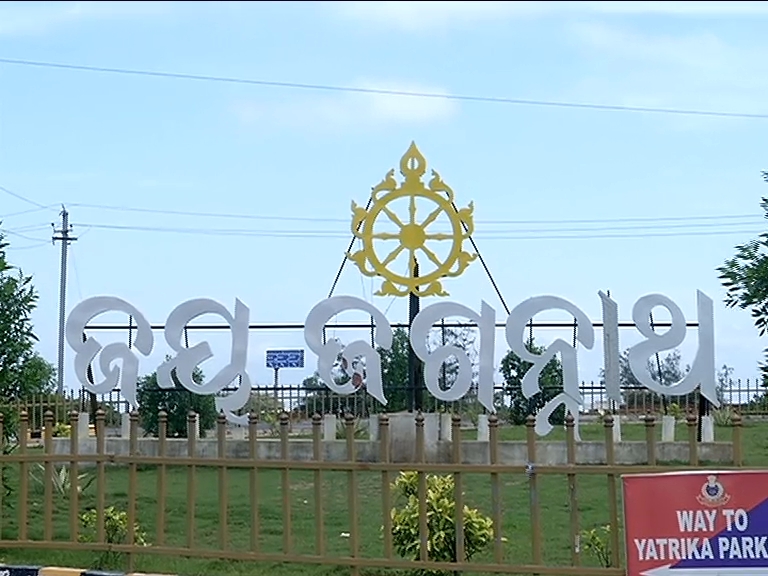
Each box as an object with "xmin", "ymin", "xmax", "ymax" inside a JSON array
[
  {"xmin": 127, "ymin": 410, "xmax": 139, "ymax": 573},
  {"xmin": 604, "ymin": 413, "xmax": 621, "ymax": 568},
  {"xmin": 347, "ymin": 413, "xmax": 360, "ymax": 575},
  {"xmin": 686, "ymin": 412, "xmax": 698, "ymax": 466},
  {"xmin": 217, "ymin": 411, "xmax": 228, "ymax": 551},
  {"xmin": 565, "ymin": 414, "xmax": 580, "ymax": 565},
  {"xmin": 18, "ymin": 410, "xmax": 29, "ymax": 541},
  {"xmin": 644, "ymin": 413, "xmax": 657, "ymax": 466},
  {"xmin": 280, "ymin": 412, "xmax": 292, "ymax": 554},
  {"xmin": 43, "ymin": 410, "xmax": 54, "ymax": 541},
  {"xmin": 526, "ymin": 414, "xmax": 542, "ymax": 566},
  {"xmin": 380, "ymin": 414, "xmax": 392, "ymax": 560},
  {"xmin": 186, "ymin": 411, "xmax": 197, "ymax": 549},
  {"xmin": 415, "ymin": 412, "xmax": 427, "ymax": 565},
  {"xmin": 732, "ymin": 412, "xmax": 743, "ymax": 467},
  {"xmin": 68, "ymin": 410, "xmax": 79, "ymax": 543},
  {"xmin": 248, "ymin": 412, "xmax": 260, "ymax": 553},
  {"xmin": 156, "ymin": 410, "xmax": 167, "ymax": 548},
  {"xmin": 489, "ymin": 414, "xmax": 503, "ymax": 564},
  {"xmin": 312, "ymin": 413, "xmax": 325, "ymax": 557}
]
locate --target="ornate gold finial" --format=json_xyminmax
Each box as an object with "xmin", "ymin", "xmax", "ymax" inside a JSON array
[{"xmin": 346, "ymin": 142, "xmax": 477, "ymax": 298}]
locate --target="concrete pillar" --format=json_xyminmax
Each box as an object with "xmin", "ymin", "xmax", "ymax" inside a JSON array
[
  {"xmin": 121, "ymin": 412, "xmax": 131, "ymax": 438},
  {"xmin": 701, "ymin": 415, "xmax": 715, "ymax": 442},
  {"xmin": 323, "ymin": 414, "xmax": 336, "ymax": 442},
  {"xmin": 477, "ymin": 414, "xmax": 489, "ymax": 442},
  {"xmin": 612, "ymin": 414, "xmax": 622, "ymax": 443},
  {"xmin": 439, "ymin": 412, "xmax": 452, "ymax": 441},
  {"xmin": 78, "ymin": 412, "xmax": 90, "ymax": 439},
  {"xmin": 661, "ymin": 415, "xmax": 676, "ymax": 442},
  {"xmin": 388, "ymin": 412, "xmax": 439, "ymax": 462},
  {"xmin": 368, "ymin": 416, "xmax": 379, "ymax": 441}
]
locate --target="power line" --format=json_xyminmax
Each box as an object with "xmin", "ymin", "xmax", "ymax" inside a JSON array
[
  {"xmin": 2, "ymin": 57, "xmax": 768, "ymax": 120},
  {"xmin": 72, "ymin": 218, "xmax": 765, "ymax": 235},
  {"xmin": 70, "ymin": 202, "xmax": 349, "ymax": 223},
  {"xmin": 0, "ymin": 185, "xmax": 50, "ymax": 210},
  {"xmin": 71, "ymin": 221, "xmax": 767, "ymax": 241},
  {"xmin": 0, "ymin": 228, "xmax": 49, "ymax": 243},
  {"xmin": 0, "ymin": 205, "xmax": 56, "ymax": 219},
  {"xmin": 69, "ymin": 201, "xmax": 764, "ymax": 227}
]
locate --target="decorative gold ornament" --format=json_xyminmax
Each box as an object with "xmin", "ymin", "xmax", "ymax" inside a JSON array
[{"xmin": 347, "ymin": 142, "xmax": 477, "ymax": 298}]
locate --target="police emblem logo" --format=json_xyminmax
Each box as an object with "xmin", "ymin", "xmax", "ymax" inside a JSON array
[{"xmin": 696, "ymin": 474, "xmax": 731, "ymax": 507}]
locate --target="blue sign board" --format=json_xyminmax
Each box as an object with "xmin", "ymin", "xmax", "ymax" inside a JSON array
[{"xmin": 266, "ymin": 349, "xmax": 304, "ymax": 369}]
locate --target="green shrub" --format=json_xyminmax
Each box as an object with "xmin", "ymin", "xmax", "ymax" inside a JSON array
[
  {"xmin": 79, "ymin": 505, "xmax": 149, "ymax": 569},
  {"xmin": 336, "ymin": 417, "xmax": 368, "ymax": 440},
  {"xmin": 580, "ymin": 524, "xmax": 613, "ymax": 567},
  {"xmin": 667, "ymin": 402, "xmax": 685, "ymax": 420},
  {"xmin": 30, "ymin": 464, "xmax": 94, "ymax": 496},
  {"xmin": 712, "ymin": 407, "xmax": 733, "ymax": 427},
  {"xmin": 390, "ymin": 471, "xmax": 494, "ymax": 575}
]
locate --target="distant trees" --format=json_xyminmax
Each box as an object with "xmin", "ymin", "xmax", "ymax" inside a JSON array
[
  {"xmin": 0, "ymin": 231, "xmax": 56, "ymax": 439},
  {"xmin": 296, "ymin": 326, "xmax": 479, "ymax": 416},
  {"xmin": 499, "ymin": 337, "xmax": 565, "ymax": 426},
  {"xmin": 136, "ymin": 359, "xmax": 217, "ymax": 438}
]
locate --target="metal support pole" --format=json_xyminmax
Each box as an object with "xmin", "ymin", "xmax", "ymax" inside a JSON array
[
  {"xmin": 408, "ymin": 258, "xmax": 422, "ymax": 412},
  {"xmin": 274, "ymin": 367, "xmax": 280, "ymax": 403}
]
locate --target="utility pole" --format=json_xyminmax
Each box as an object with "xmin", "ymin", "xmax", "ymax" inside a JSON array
[{"xmin": 52, "ymin": 206, "xmax": 76, "ymax": 395}]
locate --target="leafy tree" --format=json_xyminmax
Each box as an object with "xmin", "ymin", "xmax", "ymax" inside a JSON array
[
  {"xmin": 0, "ymin": 231, "xmax": 56, "ymax": 439},
  {"xmin": 136, "ymin": 359, "xmax": 217, "ymax": 438},
  {"xmin": 718, "ymin": 171, "xmax": 768, "ymax": 376},
  {"xmin": 499, "ymin": 337, "xmax": 565, "ymax": 426}
]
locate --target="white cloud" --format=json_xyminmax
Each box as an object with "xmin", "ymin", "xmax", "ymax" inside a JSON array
[
  {"xmin": 232, "ymin": 80, "xmax": 458, "ymax": 132},
  {"xmin": 0, "ymin": 1, "xmax": 173, "ymax": 36},
  {"xmin": 329, "ymin": 1, "xmax": 768, "ymax": 31},
  {"xmin": 563, "ymin": 22, "xmax": 768, "ymax": 129}
]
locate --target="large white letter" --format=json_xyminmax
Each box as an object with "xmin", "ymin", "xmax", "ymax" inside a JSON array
[
  {"xmin": 158, "ymin": 298, "xmax": 252, "ymax": 425},
  {"xmin": 506, "ymin": 296, "xmax": 594, "ymax": 439},
  {"xmin": 409, "ymin": 301, "xmax": 496, "ymax": 412},
  {"xmin": 66, "ymin": 297, "xmax": 154, "ymax": 409},
  {"xmin": 304, "ymin": 296, "xmax": 392, "ymax": 405},
  {"xmin": 599, "ymin": 291, "xmax": 622, "ymax": 404},
  {"xmin": 627, "ymin": 291, "xmax": 718, "ymax": 405}
]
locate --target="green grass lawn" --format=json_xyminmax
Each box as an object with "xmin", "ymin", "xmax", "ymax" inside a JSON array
[{"xmin": 0, "ymin": 420, "xmax": 766, "ymax": 576}]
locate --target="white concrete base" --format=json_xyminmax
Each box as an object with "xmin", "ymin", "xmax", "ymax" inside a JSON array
[
  {"xmin": 230, "ymin": 426, "xmax": 246, "ymax": 440},
  {"xmin": 323, "ymin": 414, "xmax": 336, "ymax": 442},
  {"xmin": 661, "ymin": 415, "xmax": 676, "ymax": 442},
  {"xmin": 477, "ymin": 414, "xmax": 489, "ymax": 441},
  {"xmin": 701, "ymin": 415, "xmax": 715, "ymax": 442},
  {"xmin": 613, "ymin": 415, "xmax": 622, "ymax": 443},
  {"xmin": 439, "ymin": 412, "xmax": 453, "ymax": 441},
  {"xmin": 121, "ymin": 412, "xmax": 131, "ymax": 438},
  {"xmin": 78, "ymin": 412, "xmax": 90, "ymax": 439}
]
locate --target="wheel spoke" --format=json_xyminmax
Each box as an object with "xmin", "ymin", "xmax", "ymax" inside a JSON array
[
  {"xmin": 420, "ymin": 206, "xmax": 443, "ymax": 229},
  {"xmin": 380, "ymin": 245, "xmax": 405, "ymax": 268},
  {"xmin": 420, "ymin": 246, "xmax": 442, "ymax": 268},
  {"xmin": 409, "ymin": 195, "xmax": 417, "ymax": 224},
  {"xmin": 425, "ymin": 233, "xmax": 454, "ymax": 241},
  {"xmin": 372, "ymin": 232, "xmax": 400, "ymax": 240},
  {"xmin": 382, "ymin": 207, "xmax": 405, "ymax": 228}
]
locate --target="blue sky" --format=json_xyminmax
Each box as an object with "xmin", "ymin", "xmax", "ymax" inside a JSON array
[{"xmin": 1, "ymin": 1, "xmax": 767, "ymax": 402}]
